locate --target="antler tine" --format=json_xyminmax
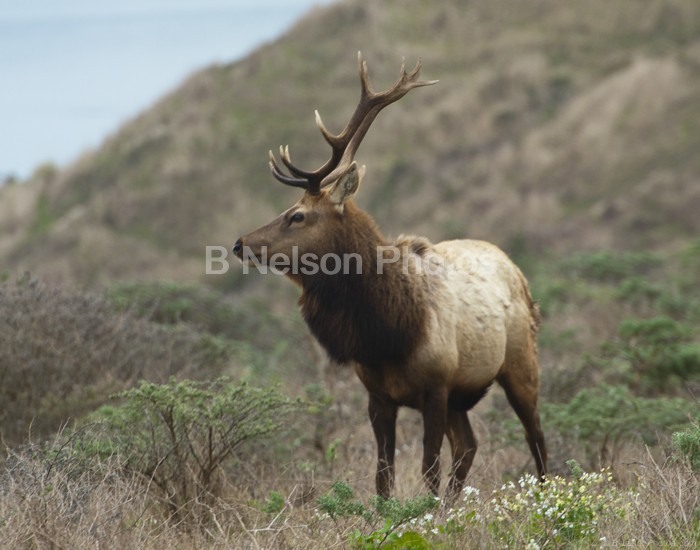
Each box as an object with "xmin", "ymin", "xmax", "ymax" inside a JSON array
[
  {"xmin": 279, "ymin": 145, "xmax": 316, "ymax": 179},
  {"xmin": 358, "ymin": 51, "xmax": 373, "ymax": 99},
  {"xmin": 315, "ymin": 110, "xmax": 341, "ymax": 148},
  {"xmin": 381, "ymin": 56, "xmax": 439, "ymax": 98},
  {"xmin": 269, "ymin": 150, "xmax": 309, "ymax": 189},
  {"xmin": 398, "ymin": 57, "xmax": 407, "ymax": 81}
]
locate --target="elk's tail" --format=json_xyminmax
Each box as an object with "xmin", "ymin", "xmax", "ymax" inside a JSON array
[{"xmin": 518, "ymin": 269, "xmax": 541, "ymax": 337}]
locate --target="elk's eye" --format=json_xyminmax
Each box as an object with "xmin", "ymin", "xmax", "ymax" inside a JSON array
[{"xmin": 290, "ymin": 212, "xmax": 305, "ymax": 223}]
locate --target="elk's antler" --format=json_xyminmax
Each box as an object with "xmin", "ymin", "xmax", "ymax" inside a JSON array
[{"xmin": 269, "ymin": 51, "xmax": 438, "ymax": 194}]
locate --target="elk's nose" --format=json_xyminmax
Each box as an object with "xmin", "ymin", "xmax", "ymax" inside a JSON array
[{"xmin": 232, "ymin": 238, "xmax": 243, "ymax": 256}]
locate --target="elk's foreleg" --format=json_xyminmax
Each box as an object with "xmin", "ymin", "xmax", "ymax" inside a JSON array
[
  {"xmin": 421, "ymin": 387, "xmax": 448, "ymax": 496},
  {"xmin": 368, "ymin": 393, "xmax": 398, "ymax": 498}
]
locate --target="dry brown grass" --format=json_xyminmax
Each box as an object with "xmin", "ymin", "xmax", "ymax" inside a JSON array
[
  {"xmin": 1, "ymin": 435, "xmax": 697, "ymax": 549},
  {"xmin": 618, "ymin": 449, "xmax": 700, "ymax": 547}
]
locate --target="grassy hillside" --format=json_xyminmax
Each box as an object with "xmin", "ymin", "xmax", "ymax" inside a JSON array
[{"xmin": 1, "ymin": 0, "xmax": 700, "ymax": 286}]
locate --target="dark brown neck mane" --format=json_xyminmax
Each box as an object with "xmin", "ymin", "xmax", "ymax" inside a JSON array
[{"xmin": 297, "ymin": 202, "xmax": 428, "ymax": 367}]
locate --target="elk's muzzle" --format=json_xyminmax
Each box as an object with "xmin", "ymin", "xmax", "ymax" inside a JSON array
[{"xmin": 232, "ymin": 238, "xmax": 244, "ymax": 258}]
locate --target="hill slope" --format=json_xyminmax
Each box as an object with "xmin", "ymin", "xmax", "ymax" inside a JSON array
[{"xmin": 1, "ymin": 0, "xmax": 700, "ymax": 286}]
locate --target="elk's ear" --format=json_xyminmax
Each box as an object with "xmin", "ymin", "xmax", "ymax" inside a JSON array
[{"xmin": 329, "ymin": 162, "xmax": 365, "ymax": 212}]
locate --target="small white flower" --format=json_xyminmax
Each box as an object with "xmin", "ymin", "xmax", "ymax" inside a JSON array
[{"xmin": 463, "ymin": 485, "xmax": 480, "ymax": 497}]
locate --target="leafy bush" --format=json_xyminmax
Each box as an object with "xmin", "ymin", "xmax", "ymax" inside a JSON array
[
  {"xmin": 619, "ymin": 316, "xmax": 693, "ymax": 344},
  {"xmin": 614, "ymin": 316, "xmax": 700, "ymax": 391},
  {"xmin": 82, "ymin": 378, "xmax": 302, "ymax": 521},
  {"xmin": 317, "ymin": 481, "xmax": 438, "ymax": 549},
  {"xmin": 542, "ymin": 385, "xmax": 694, "ymax": 467},
  {"xmin": 562, "ymin": 251, "xmax": 661, "ymax": 283},
  {"xmin": 679, "ymin": 239, "xmax": 700, "ymax": 291},
  {"xmin": 262, "ymin": 490, "xmax": 286, "ymax": 514},
  {"xmin": 317, "ymin": 481, "xmax": 368, "ymax": 521},
  {"xmin": 614, "ymin": 276, "xmax": 664, "ymax": 304},
  {"xmin": 616, "ymin": 281, "xmax": 700, "ymax": 323},
  {"xmin": 107, "ymin": 280, "xmax": 244, "ymax": 335},
  {"xmin": 673, "ymin": 421, "xmax": 700, "ymax": 471}
]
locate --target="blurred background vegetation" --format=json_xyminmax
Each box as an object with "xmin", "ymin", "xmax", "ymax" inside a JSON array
[{"xmin": 1, "ymin": 0, "xmax": 699, "ymax": 547}]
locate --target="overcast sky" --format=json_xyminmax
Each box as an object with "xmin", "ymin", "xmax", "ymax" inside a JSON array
[{"xmin": 0, "ymin": 0, "xmax": 333, "ymax": 180}]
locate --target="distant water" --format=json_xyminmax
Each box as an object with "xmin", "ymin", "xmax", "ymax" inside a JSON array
[{"xmin": 0, "ymin": 2, "xmax": 331, "ymax": 180}]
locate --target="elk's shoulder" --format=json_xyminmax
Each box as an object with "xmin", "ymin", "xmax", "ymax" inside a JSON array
[{"xmin": 394, "ymin": 234, "xmax": 434, "ymax": 257}]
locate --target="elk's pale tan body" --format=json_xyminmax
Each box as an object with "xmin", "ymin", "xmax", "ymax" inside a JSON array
[
  {"xmin": 366, "ymin": 239, "xmax": 538, "ymax": 399},
  {"xmin": 234, "ymin": 53, "xmax": 546, "ymax": 498}
]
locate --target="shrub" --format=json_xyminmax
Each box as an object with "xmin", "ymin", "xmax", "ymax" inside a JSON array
[
  {"xmin": 562, "ymin": 251, "xmax": 661, "ymax": 283},
  {"xmin": 81, "ymin": 378, "xmax": 302, "ymax": 522},
  {"xmin": 542, "ymin": 385, "xmax": 694, "ymax": 467},
  {"xmin": 106, "ymin": 280, "xmax": 243, "ymax": 335},
  {"xmin": 614, "ymin": 276, "xmax": 664, "ymax": 304},
  {"xmin": 262, "ymin": 490, "xmax": 286, "ymax": 514},
  {"xmin": 673, "ymin": 421, "xmax": 700, "ymax": 471},
  {"xmin": 317, "ymin": 481, "xmax": 438, "ymax": 549},
  {"xmin": 0, "ymin": 276, "xmax": 235, "ymax": 447},
  {"xmin": 679, "ymin": 239, "xmax": 700, "ymax": 292},
  {"xmin": 615, "ymin": 316, "xmax": 700, "ymax": 391}
]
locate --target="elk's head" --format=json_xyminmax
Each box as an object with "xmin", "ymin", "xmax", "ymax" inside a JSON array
[{"xmin": 233, "ymin": 52, "xmax": 436, "ymax": 271}]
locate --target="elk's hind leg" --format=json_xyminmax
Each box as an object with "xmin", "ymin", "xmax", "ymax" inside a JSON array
[
  {"xmin": 445, "ymin": 409, "xmax": 477, "ymax": 499},
  {"xmin": 497, "ymin": 359, "xmax": 547, "ymax": 480}
]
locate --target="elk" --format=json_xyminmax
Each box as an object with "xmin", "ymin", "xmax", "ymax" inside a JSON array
[{"xmin": 233, "ymin": 53, "xmax": 547, "ymax": 498}]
